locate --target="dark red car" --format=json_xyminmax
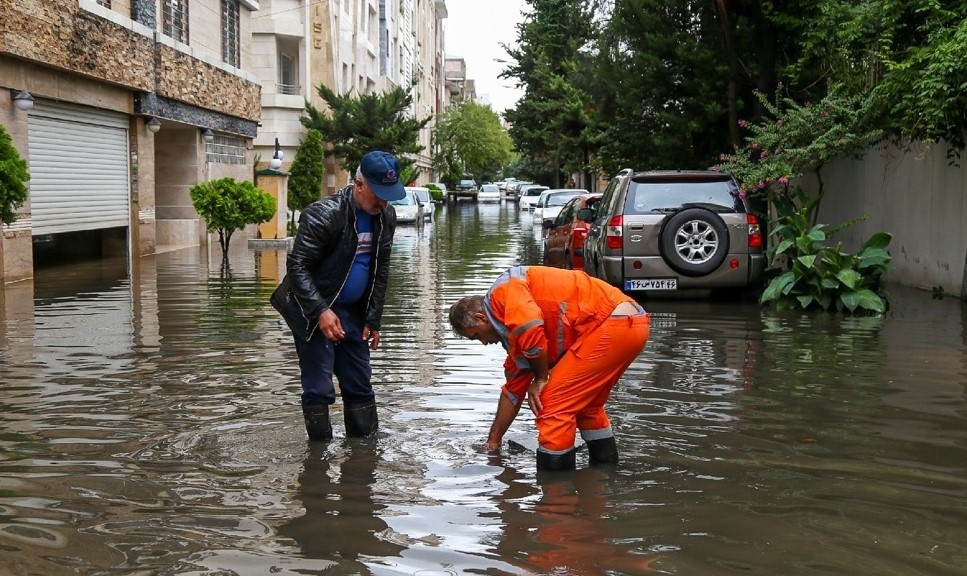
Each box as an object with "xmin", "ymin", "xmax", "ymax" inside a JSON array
[{"xmin": 541, "ymin": 193, "xmax": 603, "ymax": 270}]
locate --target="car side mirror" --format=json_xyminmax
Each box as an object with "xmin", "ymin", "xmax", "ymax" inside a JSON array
[
  {"xmin": 542, "ymin": 218, "xmax": 555, "ymax": 228},
  {"xmin": 576, "ymin": 208, "xmax": 594, "ymax": 222}
]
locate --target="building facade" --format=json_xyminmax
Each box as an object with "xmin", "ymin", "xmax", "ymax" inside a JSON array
[
  {"xmin": 251, "ymin": 0, "xmax": 449, "ymax": 194},
  {"xmin": 0, "ymin": 0, "xmax": 262, "ymax": 282}
]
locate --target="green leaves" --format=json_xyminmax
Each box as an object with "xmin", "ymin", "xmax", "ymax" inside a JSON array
[
  {"xmin": 432, "ymin": 101, "xmax": 514, "ymax": 183},
  {"xmin": 287, "ymin": 129, "xmax": 325, "ymax": 220},
  {"xmin": 301, "ymin": 84, "xmax": 430, "ymax": 175},
  {"xmin": 189, "ymin": 177, "xmax": 276, "ymax": 257},
  {"xmin": 759, "ymin": 196, "xmax": 893, "ymax": 314},
  {"xmin": 0, "ymin": 122, "xmax": 29, "ymax": 226}
]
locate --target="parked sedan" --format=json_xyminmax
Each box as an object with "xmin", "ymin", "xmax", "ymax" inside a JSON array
[
  {"xmin": 389, "ymin": 189, "xmax": 424, "ymax": 224},
  {"xmin": 533, "ymin": 188, "xmax": 589, "ymax": 222},
  {"xmin": 517, "ymin": 185, "xmax": 549, "ymax": 210},
  {"xmin": 477, "ymin": 183, "xmax": 501, "ymax": 203},
  {"xmin": 542, "ymin": 193, "xmax": 603, "ymax": 270},
  {"xmin": 406, "ymin": 186, "xmax": 434, "ymax": 221}
]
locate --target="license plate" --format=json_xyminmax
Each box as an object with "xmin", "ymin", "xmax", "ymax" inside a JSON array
[{"xmin": 625, "ymin": 278, "xmax": 678, "ymax": 290}]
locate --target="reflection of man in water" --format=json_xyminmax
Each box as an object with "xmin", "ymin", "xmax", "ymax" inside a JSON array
[
  {"xmin": 278, "ymin": 442, "xmax": 402, "ymax": 568},
  {"xmin": 494, "ymin": 462, "xmax": 659, "ymax": 574}
]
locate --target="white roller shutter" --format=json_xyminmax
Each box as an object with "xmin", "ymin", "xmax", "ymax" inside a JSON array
[{"xmin": 27, "ymin": 101, "xmax": 130, "ymax": 235}]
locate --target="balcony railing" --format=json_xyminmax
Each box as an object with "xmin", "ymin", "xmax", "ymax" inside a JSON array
[{"xmin": 277, "ymin": 83, "xmax": 301, "ymax": 95}]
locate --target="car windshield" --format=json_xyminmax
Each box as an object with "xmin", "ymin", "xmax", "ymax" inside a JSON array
[
  {"xmin": 625, "ymin": 180, "xmax": 743, "ymax": 213},
  {"xmin": 524, "ymin": 187, "xmax": 547, "ymax": 197},
  {"xmin": 546, "ymin": 192, "xmax": 584, "ymax": 207},
  {"xmin": 390, "ymin": 195, "xmax": 416, "ymax": 206},
  {"xmin": 413, "ymin": 189, "xmax": 430, "ymax": 202},
  {"xmin": 481, "ymin": 185, "xmax": 499, "ymax": 192}
]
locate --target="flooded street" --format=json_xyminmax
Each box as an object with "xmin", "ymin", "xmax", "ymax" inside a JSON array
[{"xmin": 1, "ymin": 199, "xmax": 965, "ymax": 575}]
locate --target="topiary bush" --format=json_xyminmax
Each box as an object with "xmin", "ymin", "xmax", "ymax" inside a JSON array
[{"xmin": 189, "ymin": 177, "xmax": 276, "ymax": 258}]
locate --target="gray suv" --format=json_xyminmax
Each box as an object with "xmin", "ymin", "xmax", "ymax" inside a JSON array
[{"xmin": 581, "ymin": 169, "xmax": 765, "ymax": 295}]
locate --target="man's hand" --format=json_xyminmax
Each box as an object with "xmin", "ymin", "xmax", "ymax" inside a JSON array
[
  {"xmin": 363, "ymin": 326, "xmax": 381, "ymax": 350},
  {"xmin": 318, "ymin": 309, "xmax": 344, "ymax": 341},
  {"xmin": 485, "ymin": 437, "xmax": 502, "ymax": 453},
  {"xmin": 527, "ymin": 377, "xmax": 548, "ymax": 416}
]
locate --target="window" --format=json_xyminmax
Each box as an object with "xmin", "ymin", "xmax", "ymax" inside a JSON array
[
  {"xmin": 95, "ymin": 0, "xmax": 111, "ymax": 7},
  {"xmin": 206, "ymin": 135, "xmax": 247, "ymax": 165},
  {"xmin": 162, "ymin": 0, "xmax": 189, "ymax": 43},
  {"xmin": 278, "ymin": 52, "xmax": 297, "ymax": 94},
  {"xmin": 222, "ymin": 0, "xmax": 240, "ymax": 67}
]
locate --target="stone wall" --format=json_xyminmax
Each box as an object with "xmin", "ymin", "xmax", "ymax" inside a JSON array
[{"xmin": 0, "ymin": 1, "xmax": 260, "ymax": 124}]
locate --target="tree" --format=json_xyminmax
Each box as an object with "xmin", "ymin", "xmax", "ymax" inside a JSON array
[
  {"xmin": 189, "ymin": 177, "xmax": 276, "ymax": 258},
  {"xmin": 805, "ymin": 0, "xmax": 967, "ymax": 151},
  {"xmin": 503, "ymin": 0, "xmax": 597, "ymax": 186},
  {"xmin": 432, "ymin": 101, "xmax": 514, "ymax": 183},
  {"xmin": 301, "ymin": 84, "xmax": 430, "ymax": 175},
  {"xmin": 287, "ymin": 129, "xmax": 325, "ymax": 233},
  {"xmin": 0, "ymin": 123, "xmax": 29, "ymax": 226}
]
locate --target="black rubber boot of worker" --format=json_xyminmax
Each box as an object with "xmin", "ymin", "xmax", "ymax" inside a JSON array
[
  {"xmin": 302, "ymin": 403, "xmax": 333, "ymax": 441},
  {"xmin": 344, "ymin": 398, "xmax": 379, "ymax": 438},
  {"xmin": 586, "ymin": 436, "xmax": 619, "ymax": 465},
  {"xmin": 536, "ymin": 448, "xmax": 577, "ymax": 471}
]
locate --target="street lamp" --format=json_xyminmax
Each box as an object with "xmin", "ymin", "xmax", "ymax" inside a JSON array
[
  {"xmin": 11, "ymin": 89, "xmax": 34, "ymax": 112},
  {"xmin": 269, "ymin": 137, "xmax": 283, "ymax": 169},
  {"xmin": 145, "ymin": 116, "xmax": 161, "ymax": 133}
]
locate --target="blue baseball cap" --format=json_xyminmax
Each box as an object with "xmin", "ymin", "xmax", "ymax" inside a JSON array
[{"xmin": 359, "ymin": 150, "xmax": 406, "ymax": 201}]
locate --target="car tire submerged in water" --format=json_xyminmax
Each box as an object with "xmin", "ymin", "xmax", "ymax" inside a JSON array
[{"xmin": 659, "ymin": 208, "xmax": 730, "ymax": 276}]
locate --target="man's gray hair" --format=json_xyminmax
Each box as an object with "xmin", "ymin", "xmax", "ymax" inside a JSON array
[{"xmin": 448, "ymin": 296, "xmax": 486, "ymax": 333}]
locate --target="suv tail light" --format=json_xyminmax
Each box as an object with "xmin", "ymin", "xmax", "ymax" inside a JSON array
[
  {"xmin": 606, "ymin": 215, "xmax": 623, "ymax": 250},
  {"xmin": 748, "ymin": 214, "xmax": 762, "ymax": 248}
]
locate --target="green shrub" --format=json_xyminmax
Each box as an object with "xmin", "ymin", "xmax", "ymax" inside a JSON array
[
  {"xmin": 426, "ymin": 183, "xmax": 444, "ymax": 202},
  {"xmin": 287, "ymin": 129, "xmax": 325, "ymax": 235},
  {"xmin": 0, "ymin": 123, "xmax": 29, "ymax": 226},
  {"xmin": 760, "ymin": 192, "xmax": 892, "ymax": 313},
  {"xmin": 189, "ymin": 177, "xmax": 276, "ymax": 258}
]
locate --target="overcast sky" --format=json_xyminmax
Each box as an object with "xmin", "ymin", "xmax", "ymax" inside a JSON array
[{"xmin": 442, "ymin": 0, "xmax": 527, "ymax": 114}]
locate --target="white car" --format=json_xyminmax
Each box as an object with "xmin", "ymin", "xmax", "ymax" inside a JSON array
[
  {"xmin": 406, "ymin": 186, "xmax": 434, "ymax": 221},
  {"xmin": 389, "ymin": 189, "xmax": 423, "ymax": 224},
  {"xmin": 477, "ymin": 183, "xmax": 501, "ymax": 203},
  {"xmin": 517, "ymin": 185, "xmax": 548, "ymax": 210},
  {"xmin": 534, "ymin": 188, "xmax": 590, "ymax": 222}
]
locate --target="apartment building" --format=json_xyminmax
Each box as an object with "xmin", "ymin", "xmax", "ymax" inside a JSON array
[
  {"xmin": 251, "ymin": 0, "xmax": 449, "ymax": 194},
  {"xmin": 0, "ymin": 0, "xmax": 262, "ymax": 282}
]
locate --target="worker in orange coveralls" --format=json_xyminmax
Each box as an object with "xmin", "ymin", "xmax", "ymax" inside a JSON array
[{"xmin": 448, "ymin": 266, "xmax": 651, "ymax": 471}]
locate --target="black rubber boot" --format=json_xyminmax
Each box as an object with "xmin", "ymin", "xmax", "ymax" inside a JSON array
[
  {"xmin": 344, "ymin": 398, "xmax": 379, "ymax": 438},
  {"xmin": 536, "ymin": 448, "xmax": 577, "ymax": 471},
  {"xmin": 301, "ymin": 403, "xmax": 333, "ymax": 441},
  {"xmin": 586, "ymin": 436, "xmax": 619, "ymax": 466}
]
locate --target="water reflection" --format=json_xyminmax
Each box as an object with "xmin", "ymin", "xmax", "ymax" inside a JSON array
[{"xmin": 0, "ymin": 201, "xmax": 965, "ymax": 575}]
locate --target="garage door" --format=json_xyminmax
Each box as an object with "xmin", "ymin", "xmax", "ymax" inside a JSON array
[{"xmin": 27, "ymin": 100, "xmax": 130, "ymax": 235}]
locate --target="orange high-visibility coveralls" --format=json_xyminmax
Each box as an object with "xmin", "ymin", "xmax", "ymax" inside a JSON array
[{"xmin": 484, "ymin": 266, "xmax": 650, "ymax": 453}]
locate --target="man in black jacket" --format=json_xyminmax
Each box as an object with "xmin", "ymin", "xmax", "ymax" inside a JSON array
[{"xmin": 271, "ymin": 150, "xmax": 404, "ymax": 440}]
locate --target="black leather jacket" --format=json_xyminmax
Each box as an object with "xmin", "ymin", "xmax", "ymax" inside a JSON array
[{"xmin": 270, "ymin": 184, "xmax": 396, "ymax": 341}]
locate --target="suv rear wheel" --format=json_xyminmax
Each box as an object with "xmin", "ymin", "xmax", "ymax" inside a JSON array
[{"xmin": 659, "ymin": 208, "xmax": 730, "ymax": 276}]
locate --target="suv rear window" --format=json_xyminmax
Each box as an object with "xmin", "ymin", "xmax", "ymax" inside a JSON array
[{"xmin": 624, "ymin": 178, "xmax": 744, "ymax": 214}]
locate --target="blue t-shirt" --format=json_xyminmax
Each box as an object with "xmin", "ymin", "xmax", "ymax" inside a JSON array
[{"xmin": 335, "ymin": 209, "xmax": 373, "ymax": 305}]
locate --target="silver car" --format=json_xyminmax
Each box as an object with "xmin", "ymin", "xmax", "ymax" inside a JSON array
[
  {"xmin": 406, "ymin": 186, "xmax": 434, "ymax": 221},
  {"xmin": 581, "ymin": 170, "xmax": 765, "ymax": 295},
  {"xmin": 389, "ymin": 189, "xmax": 424, "ymax": 224}
]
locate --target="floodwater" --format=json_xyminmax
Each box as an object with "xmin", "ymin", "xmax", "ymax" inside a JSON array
[{"xmin": 0, "ymin": 199, "xmax": 965, "ymax": 576}]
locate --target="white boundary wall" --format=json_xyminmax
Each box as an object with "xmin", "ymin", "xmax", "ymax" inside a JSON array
[{"xmin": 802, "ymin": 140, "xmax": 967, "ymax": 298}]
